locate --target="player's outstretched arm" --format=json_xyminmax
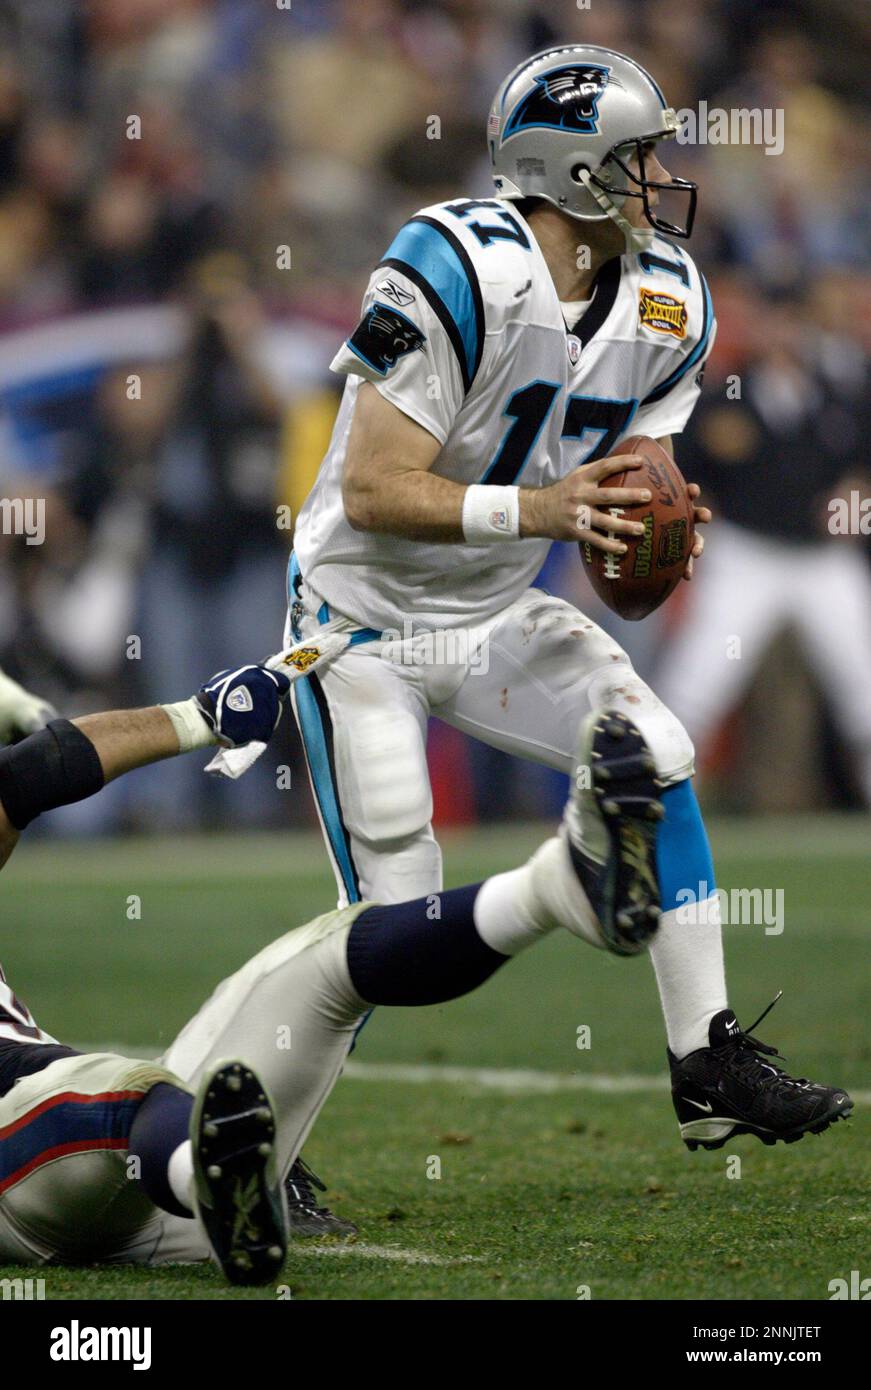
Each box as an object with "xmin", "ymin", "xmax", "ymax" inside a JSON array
[
  {"xmin": 0, "ymin": 662, "xmax": 290, "ymax": 871},
  {"xmin": 0, "ymin": 706, "xmax": 177, "ymax": 871}
]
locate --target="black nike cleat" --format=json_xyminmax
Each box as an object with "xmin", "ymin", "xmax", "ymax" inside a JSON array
[
  {"xmin": 192, "ymin": 1060, "xmax": 287, "ymax": 1285},
  {"xmin": 565, "ymin": 709, "xmax": 664, "ymax": 956},
  {"xmin": 285, "ymin": 1157, "xmax": 357, "ymax": 1238},
  {"xmin": 670, "ymin": 998, "xmax": 854, "ymax": 1151}
]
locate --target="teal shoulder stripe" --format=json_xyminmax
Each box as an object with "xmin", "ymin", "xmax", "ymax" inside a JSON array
[{"xmin": 380, "ymin": 217, "xmax": 484, "ymax": 390}]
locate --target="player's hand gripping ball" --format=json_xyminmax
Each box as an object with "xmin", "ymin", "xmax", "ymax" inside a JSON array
[
  {"xmin": 580, "ymin": 435, "xmax": 696, "ymax": 620},
  {"xmin": 196, "ymin": 664, "xmax": 291, "ymax": 748}
]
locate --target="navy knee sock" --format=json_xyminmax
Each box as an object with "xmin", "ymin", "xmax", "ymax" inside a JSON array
[
  {"xmin": 127, "ymin": 1082, "xmax": 194, "ymax": 1219},
  {"xmin": 346, "ymin": 883, "xmax": 508, "ymax": 1006}
]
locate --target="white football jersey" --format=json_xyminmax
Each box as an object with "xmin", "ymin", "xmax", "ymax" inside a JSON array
[
  {"xmin": 293, "ymin": 196, "xmax": 715, "ymax": 632},
  {"xmin": 0, "ymin": 962, "xmax": 55, "ymax": 1044}
]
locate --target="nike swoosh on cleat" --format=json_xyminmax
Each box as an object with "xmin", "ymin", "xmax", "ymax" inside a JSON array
[{"xmin": 684, "ymin": 1098, "xmax": 713, "ymax": 1113}]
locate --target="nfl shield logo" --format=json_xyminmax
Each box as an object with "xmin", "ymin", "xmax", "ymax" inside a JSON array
[
  {"xmin": 567, "ymin": 335, "xmax": 582, "ymax": 366},
  {"xmin": 227, "ymin": 686, "xmax": 254, "ymax": 713}
]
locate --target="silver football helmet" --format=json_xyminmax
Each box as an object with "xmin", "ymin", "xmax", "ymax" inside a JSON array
[{"xmin": 488, "ymin": 45, "xmax": 696, "ymax": 253}]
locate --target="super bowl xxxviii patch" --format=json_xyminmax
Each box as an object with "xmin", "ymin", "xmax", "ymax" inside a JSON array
[
  {"xmin": 657, "ymin": 518, "xmax": 688, "ymax": 567},
  {"xmin": 347, "ymin": 302, "xmax": 425, "ymax": 375},
  {"xmin": 282, "ymin": 646, "xmax": 322, "ymax": 673},
  {"xmin": 638, "ymin": 287, "xmax": 687, "ymax": 339}
]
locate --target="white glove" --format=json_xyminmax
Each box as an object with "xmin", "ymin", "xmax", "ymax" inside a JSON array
[{"xmin": 0, "ymin": 668, "xmax": 58, "ymax": 745}]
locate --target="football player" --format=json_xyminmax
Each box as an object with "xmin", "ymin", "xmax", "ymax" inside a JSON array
[
  {"xmin": 285, "ymin": 47, "xmax": 737, "ymax": 1198},
  {"xmin": 0, "ymin": 660, "xmax": 293, "ymax": 1283},
  {"xmin": 0, "ymin": 697, "xmax": 852, "ymax": 1279},
  {"xmin": 0, "ymin": 658, "xmax": 356, "ymax": 1238}
]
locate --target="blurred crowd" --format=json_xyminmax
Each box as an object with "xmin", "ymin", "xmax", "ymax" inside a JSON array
[{"xmin": 0, "ymin": 0, "xmax": 868, "ymax": 831}]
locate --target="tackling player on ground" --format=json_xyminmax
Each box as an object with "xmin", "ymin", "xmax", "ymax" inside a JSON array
[
  {"xmin": 0, "ymin": 661, "xmax": 293, "ymax": 1282},
  {"xmin": 0, "ymin": 677, "xmax": 852, "ymax": 1282}
]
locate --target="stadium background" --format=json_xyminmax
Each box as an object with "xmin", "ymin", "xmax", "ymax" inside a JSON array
[
  {"xmin": 0, "ymin": 0, "xmax": 868, "ymax": 1302},
  {"xmin": 0, "ymin": 0, "xmax": 869, "ymax": 835}
]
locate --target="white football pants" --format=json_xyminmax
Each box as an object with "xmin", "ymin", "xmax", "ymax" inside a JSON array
[{"xmin": 288, "ymin": 582, "xmax": 695, "ymax": 906}]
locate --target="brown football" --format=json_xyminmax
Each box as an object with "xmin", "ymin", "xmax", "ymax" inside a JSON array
[{"xmin": 579, "ymin": 435, "xmax": 694, "ymax": 621}]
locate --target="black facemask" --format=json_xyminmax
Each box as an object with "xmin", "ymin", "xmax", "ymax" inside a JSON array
[{"xmin": 590, "ymin": 138, "xmax": 698, "ymax": 239}]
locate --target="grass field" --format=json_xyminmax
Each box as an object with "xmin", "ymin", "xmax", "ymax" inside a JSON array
[{"xmin": 1, "ymin": 817, "xmax": 868, "ymax": 1301}]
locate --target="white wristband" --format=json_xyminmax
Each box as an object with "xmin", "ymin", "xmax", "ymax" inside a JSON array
[
  {"xmin": 461, "ymin": 484, "xmax": 520, "ymax": 544},
  {"xmin": 160, "ymin": 698, "xmax": 218, "ymax": 753}
]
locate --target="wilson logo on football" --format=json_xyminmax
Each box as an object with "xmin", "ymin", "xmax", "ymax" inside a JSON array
[
  {"xmin": 632, "ymin": 513, "xmax": 655, "ymax": 578},
  {"xmin": 638, "ymin": 288, "xmax": 687, "ymax": 339}
]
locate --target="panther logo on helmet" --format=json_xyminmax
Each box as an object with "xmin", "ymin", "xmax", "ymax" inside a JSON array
[{"xmin": 503, "ymin": 64, "xmax": 613, "ymax": 139}]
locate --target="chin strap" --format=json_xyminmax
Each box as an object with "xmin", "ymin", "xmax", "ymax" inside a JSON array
[{"xmin": 576, "ymin": 168, "xmax": 657, "ymax": 255}]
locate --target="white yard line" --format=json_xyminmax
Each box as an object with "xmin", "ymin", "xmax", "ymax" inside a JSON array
[
  {"xmin": 307, "ymin": 1243, "xmax": 485, "ymax": 1266},
  {"xmin": 343, "ymin": 1060, "xmax": 667, "ymax": 1093},
  {"xmin": 72, "ymin": 1049, "xmax": 870, "ymax": 1105},
  {"xmin": 343, "ymin": 1062, "xmax": 870, "ymax": 1106},
  {"xmin": 9, "ymin": 815, "xmax": 871, "ymax": 884}
]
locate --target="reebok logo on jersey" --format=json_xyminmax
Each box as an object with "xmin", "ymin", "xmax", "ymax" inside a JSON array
[
  {"xmin": 639, "ymin": 288, "xmax": 687, "ymax": 339},
  {"xmin": 348, "ymin": 303, "xmax": 425, "ymax": 376},
  {"xmin": 227, "ymin": 686, "xmax": 253, "ymax": 713},
  {"xmin": 377, "ymin": 278, "xmax": 415, "ymax": 308},
  {"xmin": 566, "ymin": 335, "xmax": 582, "ymax": 366}
]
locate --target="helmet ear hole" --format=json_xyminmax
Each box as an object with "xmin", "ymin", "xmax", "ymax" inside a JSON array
[{"xmin": 570, "ymin": 163, "xmax": 589, "ymax": 184}]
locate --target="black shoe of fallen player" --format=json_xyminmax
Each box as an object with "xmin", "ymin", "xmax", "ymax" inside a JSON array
[
  {"xmin": 565, "ymin": 709, "xmax": 664, "ymax": 956},
  {"xmin": 192, "ymin": 1060, "xmax": 287, "ymax": 1285},
  {"xmin": 285, "ymin": 1157, "xmax": 357, "ymax": 1238},
  {"xmin": 670, "ymin": 1000, "xmax": 854, "ymax": 1151}
]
